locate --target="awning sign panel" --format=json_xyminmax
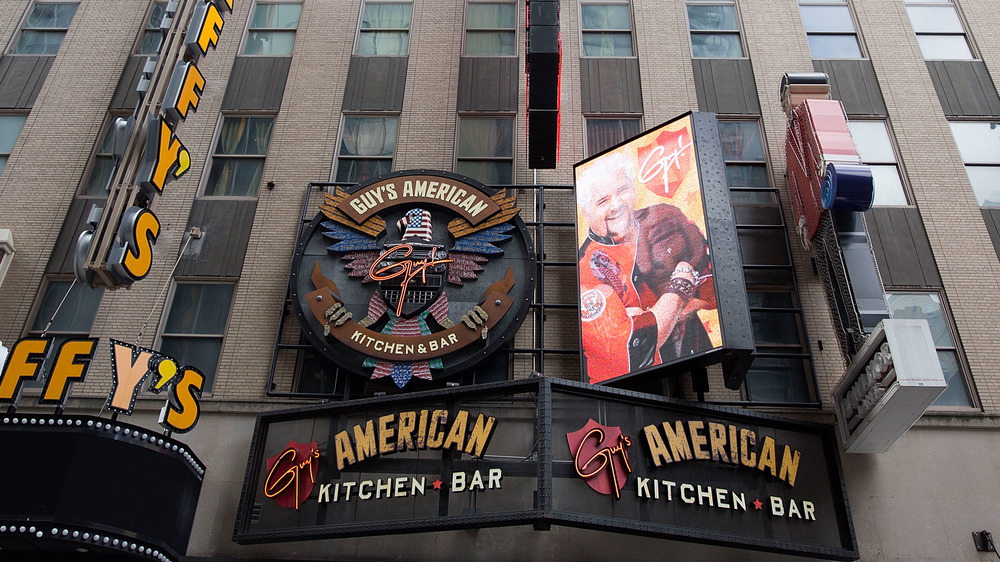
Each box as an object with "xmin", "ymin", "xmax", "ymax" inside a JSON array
[{"xmin": 235, "ymin": 379, "xmax": 856, "ymax": 560}]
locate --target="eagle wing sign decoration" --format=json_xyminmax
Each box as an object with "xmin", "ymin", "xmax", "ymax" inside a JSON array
[{"xmin": 291, "ymin": 171, "xmax": 535, "ymax": 388}]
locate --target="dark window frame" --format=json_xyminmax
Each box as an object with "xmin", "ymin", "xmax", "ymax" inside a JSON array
[
  {"xmin": 685, "ymin": 0, "xmax": 746, "ymax": 59},
  {"xmin": 579, "ymin": 0, "xmax": 635, "ymax": 58},
  {"xmin": 334, "ymin": 114, "xmax": 400, "ymax": 185},
  {"xmin": 717, "ymin": 117, "xmax": 819, "ymax": 405},
  {"xmin": 0, "ymin": 114, "xmax": 28, "ymax": 178},
  {"xmin": 201, "ymin": 115, "xmax": 276, "ymax": 198},
  {"xmin": 455, "ymin": 114, "xmax": 516, "ymax": 185},
  {"xmin": 583, "ymin": 115, "xmax": 642, "ymax": 157},
  {"xmin": 135, "ymin": 0, "xmax": 167, "ymax": 56},
  {"xmin": 463, "ymin": 0, "xmax": 517, "ymax": 57},
  {"xmin": 355, "ymin": 0, "xmax": 413, "ymax": 56},
  {"xmin": 157, "ymin": 280, "xmax": 236, "ymax": 394},
  {"xmin": 78, "ymin": 112, "xmax": 129, "ymax": 198},
  {"xmin": 9, "ymin": 2, "xmax": 79, "ymax": 56},
  {"xmin": 798, "ymin": 0, "xmax": 865, "ymax": 60},
  {"xmin": 241, "ymin": 1, "xmax": 303, "ymax": 56},
  {"xmin": 884, "ymin": 289, "xmax": 978, "ymax": 410},
  {"xmin": 23, "ymin": 276, "xmax": 104, "ymax": 389}
]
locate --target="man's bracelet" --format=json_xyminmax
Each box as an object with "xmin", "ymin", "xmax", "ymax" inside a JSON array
[{"xmin": 667, "ymin": 277, "xmax": 695, "ymax": 299}]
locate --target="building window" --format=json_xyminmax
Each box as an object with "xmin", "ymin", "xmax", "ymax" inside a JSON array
[
  {"xmin": 243, "ymin": 2, "xmax": 302, "ymax": 55},
  {"xmin": 465, "ymin": 0, "xmax": 516, "ymax": 56},
  {"xmin": 847, "ymin": 120, "xmax": 908, "ymax": 206},
  {"xmin": 136, "ymin": 1, "xmax": 167, "ymax": 55},
  {"xmin": 949, "ymin": 121, "xmax": 1000, "ymax": 207},
  {"xmin": 718, "ymin": 120, "xmax": 816, "ymax": 404},
  {"xmin": 585, "ymin": 117, "xmax": 640, "ymax": 156},
  {"xmin": 886, "ymin": 292, "xmax": 973, "ymax": 408},
  {"xmin": 798, "ymin": 0, "xmax": 862, "ymax": 59},
  {"xmin": 11, "ymin": 3, "xmax": 78, "ymax": 55},
  {"xmin": 335, "ymin": 116, "xmax": 398, "ymax": 184},
  {"xmin": 29, "ymin": 279, "xmax": 103, "ymax": 339},
  {"xmin": 357, "ymin": 1, "xmax": 412, "ymax": 55},
  {"xmin": 686, "ymin": 0, "xmax": 744, "ymax": 58},
  {"xmin": 159, "ymin": 283, "xmax": 235, "ymax": 392},
  {"xmin": 0, "ymin": 115, "xmax": 27, "ymax": 176},
  {"xmin": 27, "ymin": 278, "xmax": 103, "ymax": 385},
  {"xmin": 80, "ymin": 117, "xmax": 122, "ymax": 197},
  {"xmin": 456, "ymin": 116, "xmax": 513, "ymax": 184},
  {"xmin": 719, "ymin": 120, "xmax": 768, "ymax": 188},
  {"xmin": 580, "ymin": 1, "xmax": 633, "ymax": 57},
  {"xmin": 204, "ymin": 116, "xmax": 274, "ymax": 197},
  {"xmin": 904, "ymin": 0, "xmax": 973, "ymax": 60},
  {"xmin": 743, "ymin": 290, "xmax": 814, "ymax": 403}
]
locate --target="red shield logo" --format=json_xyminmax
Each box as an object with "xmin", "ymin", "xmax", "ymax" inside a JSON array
[
  {"xmin": 264, "ymin": 440, "xmax": 320, "ymax": 510},
  {"xmin": 636, "ymin": 127, "xmax": 694, "ymax": 198},
  {"xmin": 566, "ymin": 419, "xmax": 632, "ymax": 499}
]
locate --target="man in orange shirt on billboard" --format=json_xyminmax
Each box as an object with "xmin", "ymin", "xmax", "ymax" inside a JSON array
[{"xmin": 577, "ymin": 152, "xmax": 715, "ymax": 384}]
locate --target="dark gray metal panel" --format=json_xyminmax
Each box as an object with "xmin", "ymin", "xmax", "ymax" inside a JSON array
[
  {"xmin": 457, "ymin": 57, "xmax": 518, "ymax": 111},
  {"xmin": 579, "ymin": 58, "xmax": 642, "ymax": 114},
  {"xmin": 865, "ymin": 207, "xmax": 941, "ymax": 288},
  {"xmin": 176, "ymin": 199, "xmax": 258, "ymax": 277},
  {"xmin": 981, "ymin": 209, "xmax": 1000, "ymax": 262},
  {"xmin": 691, "ymin": 112, "xmax": 754, "ymax": 389},
  {"xmin": 342, "ymin": 56, "xmax": 408, "ymax": 112},
  {"xmin": 901, "ymin": 208, "xmax": 941, "ymax": 286},
  {"xmin": 0, "ymin": 55, "xmax": 54, "ymax": 108},
  {"xmin": 926, "ymin": 60, "xmax": 1000, "ymax": 118},
  {"xmin": 47, "ymin": 198, "xmax": 98, "ymax": 274},
  {"xmin": 221, "ymin": 56, "xmax": 292, "ymax": 111},
  {"xmin": 813, "ymin": 59, "xmax": 887, "ymax": 116},
  {"xmin": 109, "ymin": 56, "xmax": 145, "ymax": 111},
  {"xmin": 692, "ymin": 59, "xmax": 760, "ymax": 115}
]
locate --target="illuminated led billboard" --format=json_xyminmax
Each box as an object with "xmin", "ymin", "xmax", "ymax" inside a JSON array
[{"xmin": 574, "ymin": 113, "xmax": 754, "ymax": 388}]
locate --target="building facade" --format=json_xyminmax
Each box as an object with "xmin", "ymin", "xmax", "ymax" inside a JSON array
[{"xmin": 1, "ymin": 0, "xmax": 1000, "ymax": 559}]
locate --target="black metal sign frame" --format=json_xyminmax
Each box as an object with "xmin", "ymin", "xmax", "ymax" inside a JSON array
[
  {"xmin": 234, "ymin": 378, "xmax": 857, "ymax": 560},
  {"xmin": 288, "ymin": 169, "xmax": 536, "ymax": 388}
]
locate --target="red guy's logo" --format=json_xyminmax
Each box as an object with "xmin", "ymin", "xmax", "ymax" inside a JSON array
[
  {"xmin": 264, "ymin": 440, "xmax": 320, "ymax": 510},
  {"xmin": 637, "ymin": 127, "xmax": 694, "ymax": 198},
  {"xmin": 566, "ymin": 419, "xmax": 632, "ymax": 500}
]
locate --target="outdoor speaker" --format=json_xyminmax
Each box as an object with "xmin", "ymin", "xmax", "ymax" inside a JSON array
[
  {"xmin": 528, "ymin": 52, "xmax": 559, "ymax": 110},
  {"xmin": 528, "ymin": 110, "xmax": 557, "ymax": 169},
  {"xmin": 526, "ymin": 0, "xmax": 559, "ymax": 168}
]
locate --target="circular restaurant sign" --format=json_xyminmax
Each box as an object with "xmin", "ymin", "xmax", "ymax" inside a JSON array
[{"xmin": 291, "ymin": 170, "xmax": 535, "ymax": 388}]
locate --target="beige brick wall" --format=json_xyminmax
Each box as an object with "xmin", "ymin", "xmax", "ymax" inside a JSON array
[
  {"xmin": 740, "ymin": 0, "xmax": 847, "ymax": 409},
  {"xmin": 212, "ymin": 0, "xmax": 359, "ymax": 400},
  {"xmin": 855, "ymin": 0, "xmax": 1000, "ymax": 414},
  {"xmin": 76, "ymin": 0, "xmax": 252, "ymax": 401},
  {"xmin": 4, "ymin": 0, "xmax": 999, "ymax": 417},
  {"xmin": 396, "ymin": 0, "xmax": 462, "ymax": 171},
  {"xmin": 9, "ymin": 3, "xmax": 1000, "ymax": 561},
  {"xmin": 948, "ymin": 0, "xmax": 1000, "ymax": 413},
  {"xmin": 633, "ymin": 0, "xmax": 698, "ymax": 125},
  {"xmin": 0, "ymin": 0, "xmax": 148, "ymax": 377}
]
